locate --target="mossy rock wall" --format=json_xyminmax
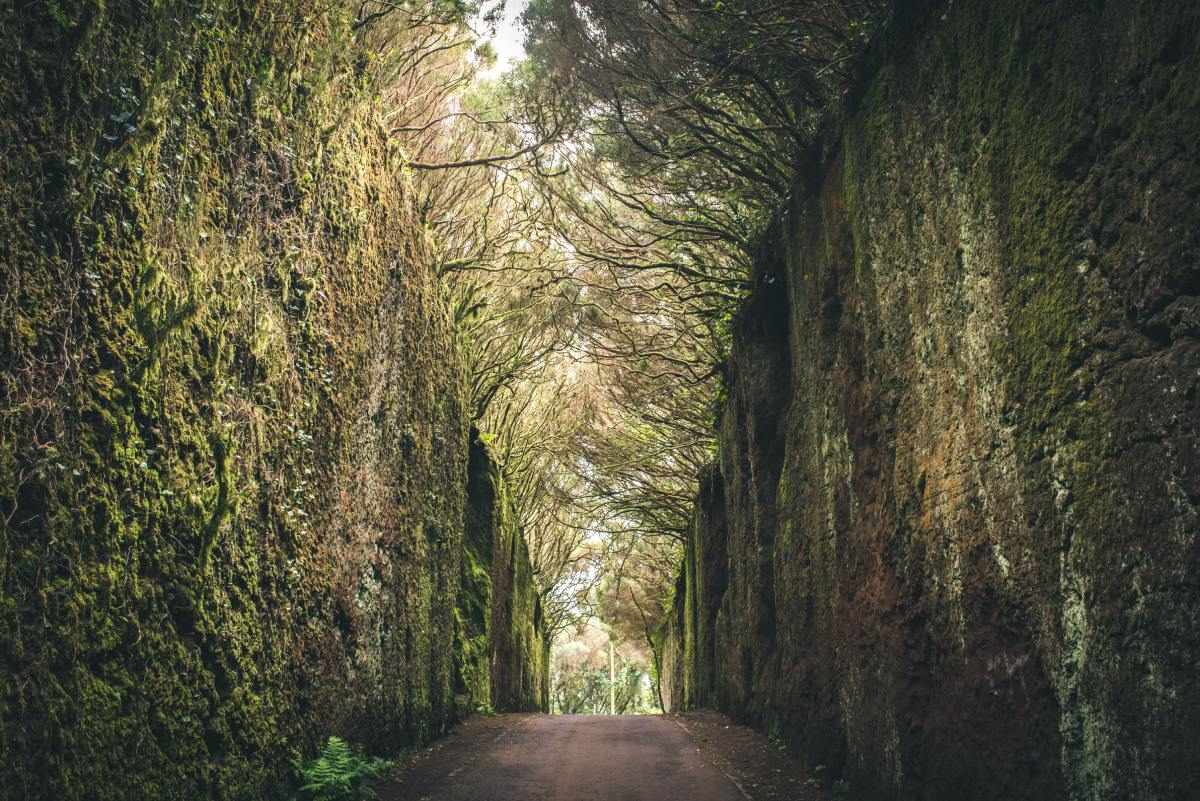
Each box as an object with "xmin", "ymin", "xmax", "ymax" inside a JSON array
[
  {"xmin": 659, "ymin": 463, "xmax": 727, "ymax": 714},
  {"xmin": 658, "ymin": 563, "xmax": 686, "ymax": 713},
  {"xmin": 456, "ymin": 432, "xmax": 548, "ymax": 714},
  {"xmin": 1, "ymin": 3, "xmax": 473, "ymax": 799},
  {"xmin": 680, "ymin": 1, "xmax": 1200, "ymax": 799}
]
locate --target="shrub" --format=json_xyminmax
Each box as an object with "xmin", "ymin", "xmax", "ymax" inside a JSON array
[{"xmin": 294, "ymin": 737, "xmax": 394, "ymax": 801}]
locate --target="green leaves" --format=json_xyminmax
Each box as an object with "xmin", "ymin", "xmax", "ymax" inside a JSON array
[{"xmin": 294, "ymin": 737, "xmax": 394, "ymax": 801}]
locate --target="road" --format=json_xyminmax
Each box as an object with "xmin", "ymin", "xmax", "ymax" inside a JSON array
[{"xmin": 379, "ymin": 714, "xmax": 748, "ymax": 801}]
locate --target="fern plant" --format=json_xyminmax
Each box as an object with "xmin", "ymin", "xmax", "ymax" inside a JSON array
[{"xmin": 294, "ymin": 736, "xmax": 394, "ymax": 801}]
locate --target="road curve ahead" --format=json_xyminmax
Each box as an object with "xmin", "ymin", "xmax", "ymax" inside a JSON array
[{"xmin": 380, "ymin": 714, "xmax": 747, "ymax": 801}]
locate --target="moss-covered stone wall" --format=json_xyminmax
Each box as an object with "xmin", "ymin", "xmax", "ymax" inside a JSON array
[
  {"xmin": 0, "ymin": 3, "xmax": 493, "ymax": 799},
  {"xmin": 660, "ymin": 464, "xmax": 727, "ymax": 715},
  {"xmin": 658, "ymin": 573, "xmax": 686, "ymax": 714},
  {"xmin": 456, "ymin": 432, "xmax": 548, "ymax": 714},
  {"xmin": 672, "ymin": 1, "xmax": 1200, "ymax": 799}
]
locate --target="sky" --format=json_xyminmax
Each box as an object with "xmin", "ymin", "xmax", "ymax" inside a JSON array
[{"xmin": 480, "ymin": 0, "xmax": 529, "ymax": 77}]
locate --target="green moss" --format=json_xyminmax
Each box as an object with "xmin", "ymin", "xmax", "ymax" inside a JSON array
[
  {"xmin": 682, "ymin": 528, "xmax": 698, "ymax": 708},
  {"xmin": 457, "ymin": 435, "xmax": 548, "ymax": 714},
  {"xmin": 2, "ymin": 1, "xmax": 471, "ymax": 798},
  {"xmin": 455, "ymin": 538, "xmax": 494, "ymax": 710}
]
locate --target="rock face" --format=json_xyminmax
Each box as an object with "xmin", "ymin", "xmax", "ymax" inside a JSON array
[
  {"xmin": 0, "ymin": 5, "xmax": 543, "ymax": 800},
  {"xmin": 669, "ymin": 1, "xmax": 1200, "ymax": 799},
  {"xmin": 456, "ymin": 432, "xmax": 549, "ymax": 714},
  {"xmin": 661, "ymin": 464, "xmax": 728, "ymax": 715}
]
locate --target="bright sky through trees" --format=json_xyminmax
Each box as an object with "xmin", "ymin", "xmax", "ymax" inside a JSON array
[{"xmin": 480, "ymin": 0, "xmax": 528, "ymax": 77}]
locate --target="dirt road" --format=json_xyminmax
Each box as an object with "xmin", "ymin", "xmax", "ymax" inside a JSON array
[{"xmin": 379, "ymin": 714, "xmax": 749, "ymax": 801}]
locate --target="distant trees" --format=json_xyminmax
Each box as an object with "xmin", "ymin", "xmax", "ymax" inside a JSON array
[
  {"xmin": 550, "ymin": 621, "xmax": 657, "ymax": 714},
  {"xmin": 593, "ymin": 557, "xmax": 680, "ymax": 710}
]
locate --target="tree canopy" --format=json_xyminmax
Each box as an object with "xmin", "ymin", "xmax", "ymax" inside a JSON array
[{"xmin": 385, "ymin": 0, "xmax": 891, "ymax": 709}]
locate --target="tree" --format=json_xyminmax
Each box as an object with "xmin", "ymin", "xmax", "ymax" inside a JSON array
[
  {"xmin": 367, "ymin": 0, "xmax": 891, "ymax": 694},
  {"xmin": 500, "ymin": 0, "xmax": 891, "ymax": 647}
]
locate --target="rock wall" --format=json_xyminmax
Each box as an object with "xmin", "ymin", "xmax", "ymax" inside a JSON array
[
  {"xmin": 456, "ymin": 432, "xmax": 549, "ymax": 714},
  {"xmin": 671, "ymin": 1, "xmax": 1200, "ymax": 799},
  {"xmin": 660, "ymin": 464, "xmax": 728, "ymax": 715},
  {"xmin": 0, "ymin": 4, "xmax": 542, "ymax": 800},
  {"xmin": 659, "ymin": 567, "xmax": 686, "ymax": 713}
]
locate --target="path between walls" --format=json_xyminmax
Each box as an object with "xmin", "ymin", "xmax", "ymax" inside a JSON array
[{"xmin": 380, "ymin": 712, "xmax": 834, "ymax": 801}]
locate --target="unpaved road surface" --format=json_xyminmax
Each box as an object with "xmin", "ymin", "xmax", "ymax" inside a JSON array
[{"xmin": 378, "ymin": 714, "xmax": 749, "ymax": 801}]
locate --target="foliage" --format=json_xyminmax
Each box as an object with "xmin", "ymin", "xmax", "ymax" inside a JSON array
[
  {"xmin": 550, "ymin": 623, "xmax": 657, "ymax": 714},
  {"xmin": 293, "ymin": 738, "xmax": 393, "ymax": 801},
  {"xmin": 475, "ymin": 0, "xmax": 892, "ymax": 645},
  {"xmin": 371, "ymin": 2, "xmax": 892, "ymax": 680},
  {"xmin": 553, "ymin": 663, "xmax": 653, "ymax": 715},
  {"xmin": 428, "ymin": 0, "xmax": 895, "ymax": 690}
]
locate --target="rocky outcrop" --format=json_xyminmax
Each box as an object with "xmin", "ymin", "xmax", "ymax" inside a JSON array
[
  {"xmin": 456, "ymin": 432, "xmax": 549, "ymax": 714},
  {"xmin": 0, "ymin": 5, "xmax": 542, "ymax": 800},
  {"xmin": 670, "ymin": 1, "xmax": 1200, "ymax": 799}
]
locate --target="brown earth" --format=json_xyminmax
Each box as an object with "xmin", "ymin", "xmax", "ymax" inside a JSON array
[{"xmin": 378, "ymin": 712, "xmax": 829, "ymax": 801}]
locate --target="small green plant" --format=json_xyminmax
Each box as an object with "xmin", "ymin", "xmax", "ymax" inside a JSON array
[
  {"xmin": 294, "ymin": 737, "xmax": 394, "ymax": 801},
  {"xmin": 832, "ymin": 778, "xmax": 852, "ymax": 800}
]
